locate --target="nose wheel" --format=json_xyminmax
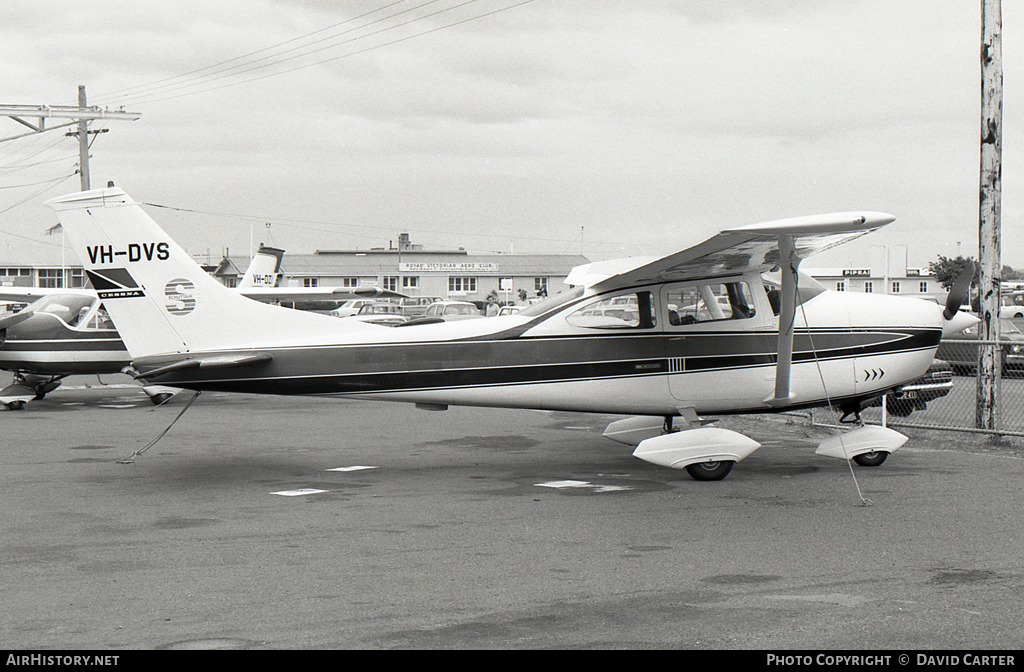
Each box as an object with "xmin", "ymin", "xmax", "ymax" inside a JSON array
[{"xmin": 852, "ymin": 451, "xmax": 888, "ymax": 467}]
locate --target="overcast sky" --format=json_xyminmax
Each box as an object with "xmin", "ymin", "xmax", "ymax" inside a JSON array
[{"xmin": 2, "ymin": 0, "xmax": 1021, "ymax": 272}]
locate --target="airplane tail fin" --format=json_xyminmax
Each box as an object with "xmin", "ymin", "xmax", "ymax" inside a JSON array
[
  {"xmin": 46, "ymin": 188, "xmax": 353, "ymax": 360},
  {"xmin": 237, "ymin": 244, "xmax": 284, "ymax": 289}
]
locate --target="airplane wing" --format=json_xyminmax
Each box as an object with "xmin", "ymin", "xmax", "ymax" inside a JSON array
[
  {"xmin": 575, "ymin": 211, "xmax": 895, "ymax": 408},
  {"xmin": 177, "ymin": 241, "xmax": 410, "ymax": 302},
  {"xmin": 0, "ymin": 244, "xmax": 405, "ymax": 305},
  {"xmin": 237, "ymin": 285, "xmax": 408, "ymax": 302},
  {"xmin": 578, "ymin": 212, "xmax": 895, "ymax": 291},
  {"xmin": 0, "ymin": 287, "xmax": 95, "ymax": 303}
]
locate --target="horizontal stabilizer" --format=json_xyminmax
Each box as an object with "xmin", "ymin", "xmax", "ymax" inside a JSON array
[
  {"xmin": 0, "ymin": 382, "xmax": 35, "ymax": 406},
  {"xmin": 815, "ymin": 425, "xmax": 908, "ymax": 460},
  {"xmin": 0, "ymin": 310, "xmax": 34, "ymax": 331},
  {"xmin": 633, "ymin": 427, "xmax": 761, "ymax": 470},
  {"xmin": 603, "ymin": 410, "xmax": 704, "ymax": 447},
  {"xmin": 603, "ymin": 416, "xmax": 668, "ymax": 446},
  {"xmin": 135, "ymin": 352, "xmax": 273, "ymax": 379}
]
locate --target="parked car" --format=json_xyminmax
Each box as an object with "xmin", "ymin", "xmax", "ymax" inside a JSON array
[
  {"xmin": 383, "ymin": 296, "xmax": 443, "ymax": 317},
  {"xmin": 348, "ymin": 302, "xmax": 407, "ymax": 326},
  {"xmin": 867, "ymin": 358, "xmax": 953, "ymax": 416},
  {"xmin": 421, "ymin": 300, "xmax": 482, "ymax": 321},
  {"xmin": 496, "ymin": 305, "xmax": 521, "ymax": 316},
  {"xmin": 936, "ymin": 317, "xmax": 1024, "ymax": 374},
  {"xmin": 1000, "ymin": 299, "xmax": 1024, "ymax": 319},
  {"xmin": 330, "ymin": 299, "xmax": 376, "ymax": 317}
]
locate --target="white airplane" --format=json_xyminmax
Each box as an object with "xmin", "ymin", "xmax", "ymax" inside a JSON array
[{"xmin": 45, "ymin": 187, "xmax": 976, "ymax": 480}]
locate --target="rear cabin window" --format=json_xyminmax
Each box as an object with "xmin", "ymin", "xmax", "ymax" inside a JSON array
[
  {"xmin": 565, "ymin": 292, "xmax": 656, "ymax": 329},
  {"xmin": 665, "ymin": 282, "xmax": 755, "ymax": 326}
]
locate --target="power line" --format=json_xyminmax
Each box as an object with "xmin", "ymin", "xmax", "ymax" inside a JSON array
[
  {"xmin": 95, "ymin": 0, "xmax": 415, "ymax": 105},
  {"xmin": 0, "ymin": 173, "xmax": 77, "ymax": 190},
  {"xmin": 95, "ymin": 0, "xmax": 535, "ymax": 108}
]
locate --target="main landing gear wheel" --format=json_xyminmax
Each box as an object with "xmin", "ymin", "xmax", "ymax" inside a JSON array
[
  {"xmin": 852, "ymin": 451, "xmax": 888, "ymax": 467},
  {"xmin": 685, "ymin": 460, "xmax": 735, "ymax": 481},
  {"xmin": 149, "ymin": 393, "xmax": 174, "ymax": 406}
]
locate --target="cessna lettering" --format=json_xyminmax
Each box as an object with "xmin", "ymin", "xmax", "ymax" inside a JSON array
[{"xmin": 87, "ymin": 242, "xmax": 169, "ymax": 264}]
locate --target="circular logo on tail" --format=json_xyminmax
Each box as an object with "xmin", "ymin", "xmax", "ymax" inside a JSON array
[{"xmin": 164, "ymin": 278, "xmax": 197, "ymax": 315}]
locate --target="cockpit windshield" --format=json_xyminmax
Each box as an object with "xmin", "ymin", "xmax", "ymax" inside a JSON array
[
  {"xmin": 519, "ymin": 286, "xmax": 585, "ymax": 317},
  {"xmin": 27, "ymin": 294, "xmax": 99, "ymax": 328}
]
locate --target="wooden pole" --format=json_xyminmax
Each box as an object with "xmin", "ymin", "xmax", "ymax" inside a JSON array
[
  {"xmin": 77, "ymin": 85, "xmax": 90, "ymax": 191},
  {"xmin": 978, "ymin": 0, "xmax": 1002, "ymax": 430}
]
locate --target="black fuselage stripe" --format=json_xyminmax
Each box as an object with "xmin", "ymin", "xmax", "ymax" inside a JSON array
[{"xmin": 139, "ymin": 328, "xmax": 941, "ymax": 395}]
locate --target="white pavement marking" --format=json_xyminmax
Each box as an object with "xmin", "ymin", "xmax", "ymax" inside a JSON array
[
  {"xmin": 536, "ymin": 480, "xmax": 631, "ymax": 493},
  {"xmin": 536, "ymin": 480, "xmax": 592, "ymax": 489},
  {"xmin": 326, "ymin": 466, "xmax": 377, "ymax": 472},
  {"xmin": 271, "ymin": 488, "xmax": 328, "ymax": 497}
]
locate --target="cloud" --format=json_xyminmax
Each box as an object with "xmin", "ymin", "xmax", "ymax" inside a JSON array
[{"xmin": 2, "ymin": 1, "xmax": 1022, "ymax": 269}]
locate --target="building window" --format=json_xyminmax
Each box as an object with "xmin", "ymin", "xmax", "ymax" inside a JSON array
[
  {"xmin": 223, "ymin": 277, "xmax": 238, "ymax": 288},
  {"xmin": 864, "ymin": 281, "xmax": 873, "ymax": 293},
  {"xmin": 402, "ymin": 276, "xmax": 419, "ymax": 289},
  {"xmin": 891, "ymin": 281, "xmax": 901, "ymax": 294},
  {"xmin": 303, "ymin": 277, "xmax": 319, "ymax": 288},
  {"xmin": 836, "ymin": 281, "xmax": 845, "ymax": 292},
  {"xmin": 341, "ymin": 277, "xmax": 359, "ymax": 288},
  {"xmin": 38, "ymin": 269, "xmax": 63, "ymax": 288},
  {"xmin": 919, "ymin": 281, "xmax": 928, "ymax": 293},
  {"xmin": 534, "ymin": 277, "xmax": 548, "ymax": 297},
  {"xmin": 68, "ymin": 269, "xmax": 85, "ymax": 288},
  {"xmin": 383, "ymin": 276, "xmax": 399, "ymax": 292},
  {"xmin": 448, "ymin": 277, "xmax": 477, "ymax": 294}
]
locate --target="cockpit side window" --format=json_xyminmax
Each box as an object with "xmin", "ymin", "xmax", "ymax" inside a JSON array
[
  {"xmin": 665, "ymin": 281, "xmax": 755, "ymax": 326},
  {"xmin": 565, "ymin": 291, "xmax": 656, "ymax": 329}
]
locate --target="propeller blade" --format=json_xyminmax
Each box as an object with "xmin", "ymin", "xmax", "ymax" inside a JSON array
[{"xmin": 943, "ymin": 260, "xmax": 975, "ymax": 320}]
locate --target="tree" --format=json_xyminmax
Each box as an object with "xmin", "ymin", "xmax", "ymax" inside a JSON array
[
  {"xmin": 1001, "ymin": 264, "xmax": 1023, "ymax": 281},
  {"xmin": 928, "ymin": 255, "xmax": 978, "ymax": 290}
]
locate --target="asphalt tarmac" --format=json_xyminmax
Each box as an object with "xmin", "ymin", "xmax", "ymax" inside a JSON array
[{"xmin": 3, "ymin": 376, "xmax": 1024, "ymax": 651}]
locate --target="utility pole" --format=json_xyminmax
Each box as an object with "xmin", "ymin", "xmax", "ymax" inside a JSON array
[
  {"xmin": 0, "ymin": 86, "xmax": 140, "ymax": 191},
  {"xmin": 978, "ymin": 0, "xmax": 1002, "ymax": 431},
  {"xmin": 76, "ymin": 86, "xmax": 91, "ymax": 191}
]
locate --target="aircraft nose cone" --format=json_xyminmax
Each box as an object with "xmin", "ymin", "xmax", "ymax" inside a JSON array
[{"xmin": 942, "ymin": 309, "xmax": 980, "ymax": 338}]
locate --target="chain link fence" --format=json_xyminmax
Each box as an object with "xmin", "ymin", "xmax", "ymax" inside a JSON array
[{"xmin": 807, "ymin": 337, "xmax": 1024, "ymax": 437}]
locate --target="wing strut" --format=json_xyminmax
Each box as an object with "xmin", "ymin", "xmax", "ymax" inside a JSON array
[{"xmin": 765, "ymin": 234, "xmax": 799, "ymax": 407}]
